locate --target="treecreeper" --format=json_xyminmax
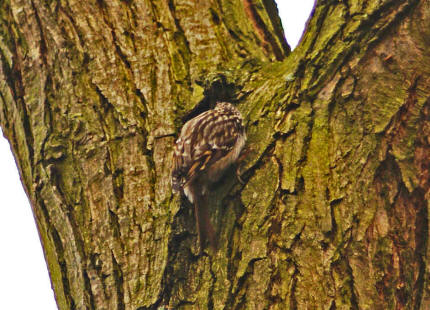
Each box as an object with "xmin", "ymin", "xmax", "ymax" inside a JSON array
[{"xmin": 172, "ymin": 102, "xmax": 246, "ymax": 252}]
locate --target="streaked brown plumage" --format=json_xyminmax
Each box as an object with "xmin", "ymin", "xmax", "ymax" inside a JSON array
[{"xmin": 172, "ymin": 102, "xmax": 246, "ymax": 251}]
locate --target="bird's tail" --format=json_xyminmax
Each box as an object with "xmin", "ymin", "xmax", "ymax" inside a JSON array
[{"xmin": 194, "ymin": 193, "xmax": 217, "ymax": 252}]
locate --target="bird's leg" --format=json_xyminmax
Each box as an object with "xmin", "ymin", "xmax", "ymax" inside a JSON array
[
  {"xmin": 236, "ymin": 166, "xmax": 245, "ymax": 185},
  {"xmin": 236, "ymin": 146, "xmax": 252, "ymax": 184}
]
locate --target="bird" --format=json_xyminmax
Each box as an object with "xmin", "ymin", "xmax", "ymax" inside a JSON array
[{"xmin": 172, "ymin": 102, "xmax": 246, "ymax": 251}]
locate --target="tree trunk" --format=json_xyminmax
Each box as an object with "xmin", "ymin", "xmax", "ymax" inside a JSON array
[{"xmin": 1, "ymin": 0, "xmax": 429, "ymax": 309}]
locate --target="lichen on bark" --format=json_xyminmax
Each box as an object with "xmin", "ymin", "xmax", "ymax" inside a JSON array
[{"xmin": 1, "ymin": 0, "xmax": 430, "ymax": 309}]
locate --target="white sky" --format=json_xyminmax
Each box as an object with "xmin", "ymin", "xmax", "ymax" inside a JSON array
[{"xmin": 0, "ymin": 1, "xmax": 314, "ymax": 309}]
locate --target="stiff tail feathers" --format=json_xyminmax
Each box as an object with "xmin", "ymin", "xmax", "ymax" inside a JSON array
[{"xmin": 193, "ymin": 193, "xmax": 217, "ymax": 252}]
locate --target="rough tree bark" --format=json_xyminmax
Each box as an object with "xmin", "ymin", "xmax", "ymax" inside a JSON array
[{"xmin": 1, "ymin": 0, "xmax": 430, "ymax": 309}]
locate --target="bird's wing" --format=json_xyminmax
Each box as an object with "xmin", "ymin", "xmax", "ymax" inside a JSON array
[{"xmin": 172, "ymin": 108, "xmax": 244, "ymax": 189}]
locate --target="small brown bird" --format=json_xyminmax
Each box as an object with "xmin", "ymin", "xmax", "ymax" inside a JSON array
[{"xmin": 172, "ymin": 102, "xmax": 246, "ymax": 251}]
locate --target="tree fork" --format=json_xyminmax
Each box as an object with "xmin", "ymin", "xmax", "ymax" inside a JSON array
[{"xmin": 1, "ymin": 0, "xmax": 430, "ymax": 309}]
